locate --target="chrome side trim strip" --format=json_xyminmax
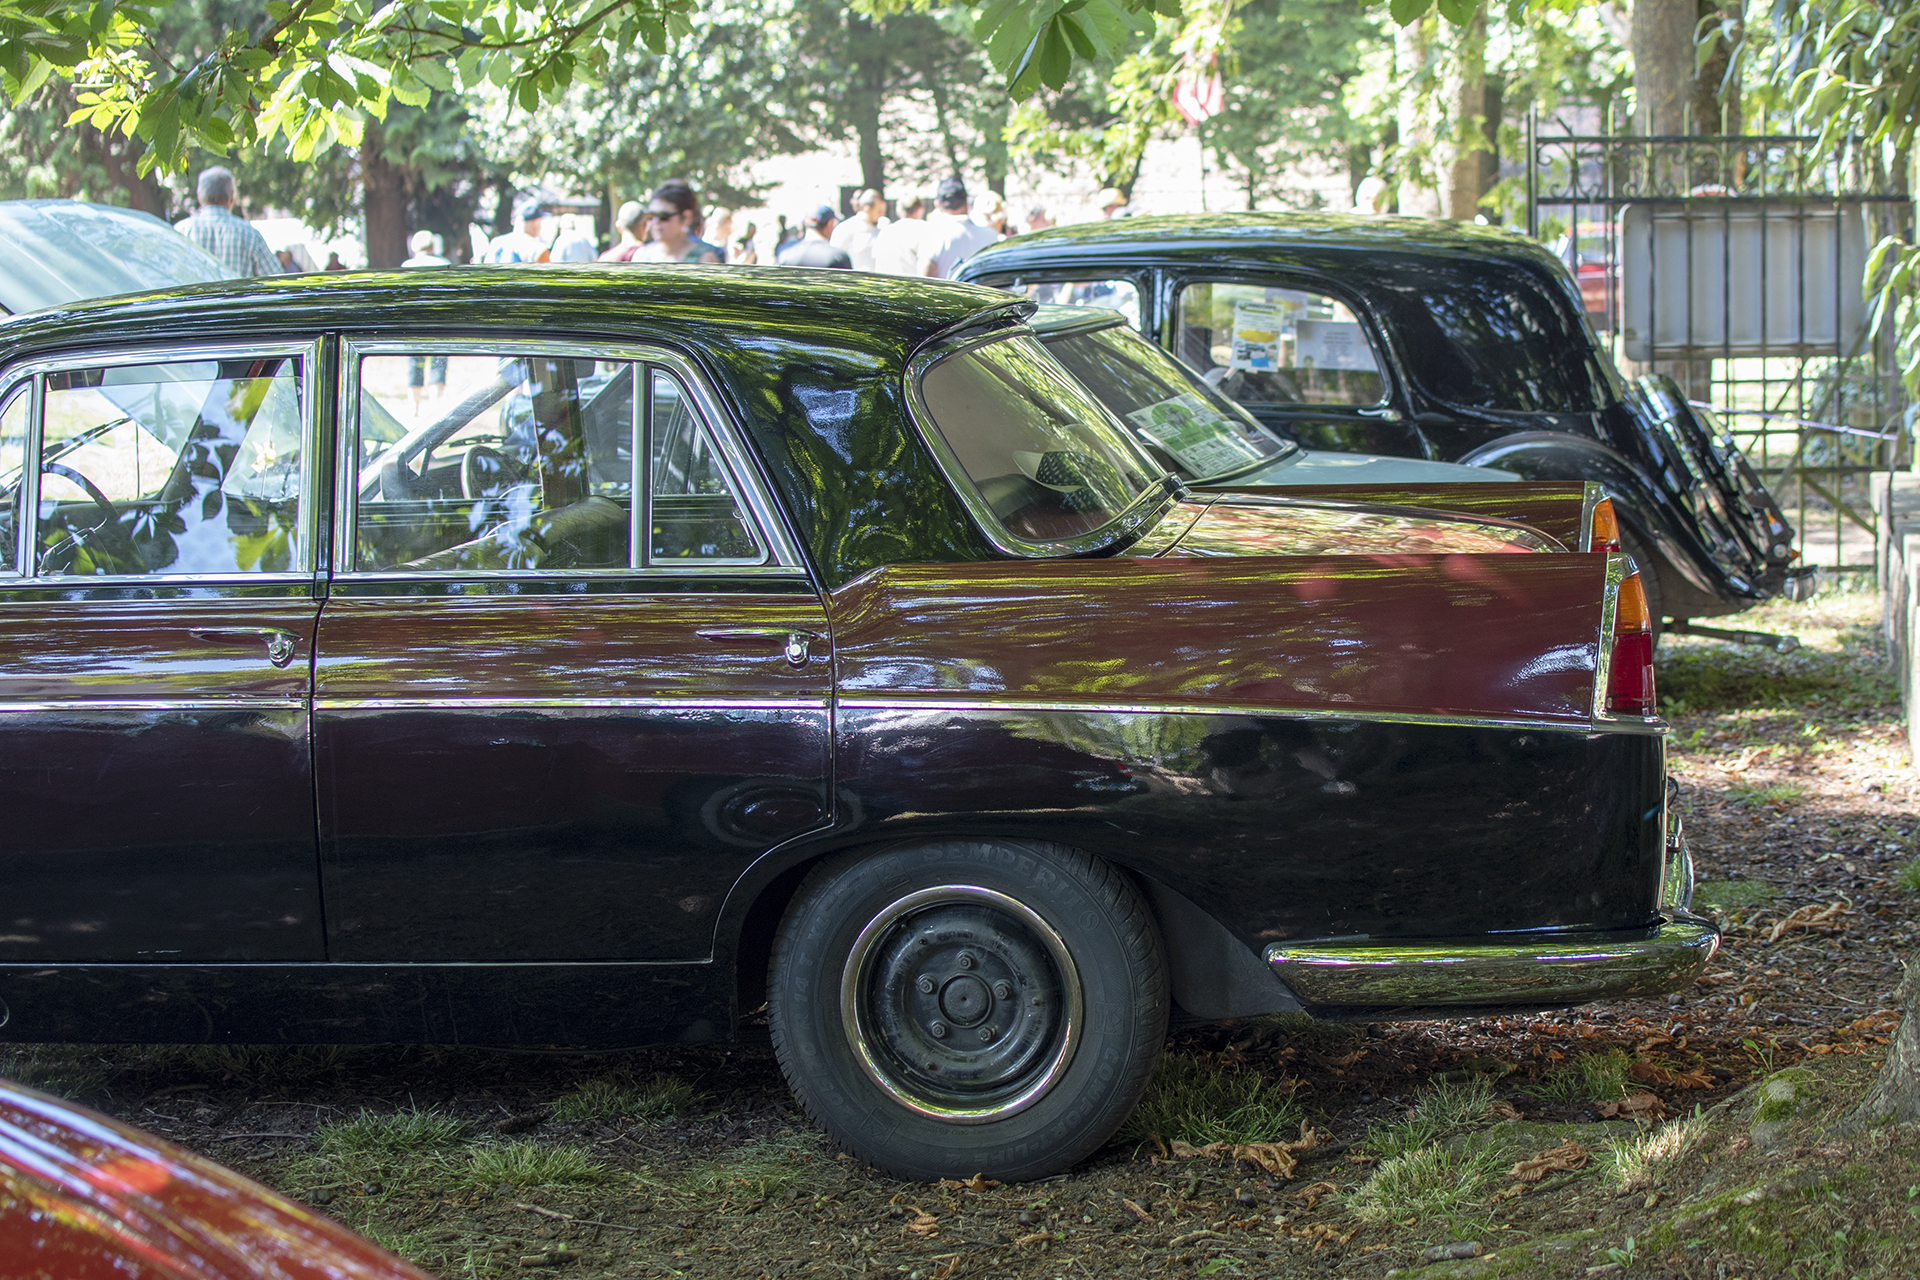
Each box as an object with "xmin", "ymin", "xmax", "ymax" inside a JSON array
[
  {"xmin": 1577, "ymin": 480, "xmax": 1603, "ymax": 553},
  {"xmin": 1662, "ymin": 801, "xmax": 1695, "ymax": 912},
  {"xmin": 314, "ymin": 697, "xmax": 829, "ymax": 712},
  {"xmin": 0, "ymin": 699, "xmax": 307, "ymax": 712},
  {"xmin": 1265, "ymin": 916, "xmax": 1719, "ymax": 1008},
  {"xmin": 834, "ymin": 695, "xmax": 1665, "ymax": 736}
]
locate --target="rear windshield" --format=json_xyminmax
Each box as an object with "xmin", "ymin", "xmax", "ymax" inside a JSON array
[
  {"xmin": 1041, "ymin": 324, "xmax": 1294, "ymax": 482},
  {"xmin": 1375, "ymin": 271, "xmax": 1604, "ymax": 413},
  {"xmin": 917, "ymin": 333, "xmax": 1166, "ymax": 548}
]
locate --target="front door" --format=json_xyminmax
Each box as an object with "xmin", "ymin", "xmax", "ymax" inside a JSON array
[
  {"xmin": 315, "ymin": 341, "xmax": 831, "ymax": 962},
  {"xmin": 0, "ymin": 345, "xmax": 324, "ymax": 962}
]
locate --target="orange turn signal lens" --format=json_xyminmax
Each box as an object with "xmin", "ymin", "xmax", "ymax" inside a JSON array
[
  {"xmin": 1589, "ymin": 497, "xmax": 1621, "ymax": 554},
  {"xmin": 1606, "ymin": 570, "xmax": 1656, "ymax": 716}
]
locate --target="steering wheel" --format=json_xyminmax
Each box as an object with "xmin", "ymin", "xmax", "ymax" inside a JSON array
[
  {"xmin": 462, "ymin": 445, "xmax": 519, "ymax": 500},
  {"xmin": 38, "ymin": 462, "xmax": 134, "ymax": 574}
]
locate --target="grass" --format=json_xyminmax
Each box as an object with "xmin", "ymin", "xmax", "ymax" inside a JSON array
[
  {"xmin": 675, "ymin": 1130, "xmax": 827, "ymax": 1196},
  {"xmin": 1601, "ymin": 1114, "xmax": 1709, "ymax": 1192},
  {"xmin": 318, "ymin": 1107, "xmax": 471, "ymax": 1155},
  {"xmin": 1346, "ymin": 1142, "xmax": 1507, "ymax": 1229},
  {"xmin": 1521, "ymin": 1049, "xmax": 1630, "ymax": 1106},
  {"xmin": 1117, "ymin": 1052, "xmax": 1303, "ymax": 1148},
  {"xmin": 1729, "ymin": 780, "xmax": 1810, "ymax": 807},
  {"xmin": 464, "ymin": 1140, "xmax": 610, "ymax": 1188},
  {"xmin": 1896, "ymin": 858, "xmax": 1920, "ymax": 893},
  {"xmin": 550, "ymin": 1073, "xmax": 699, "ymax": 1124},
  {"xmin": 1694, "ymin": 878, "xmax": 1779, "ymax": 914},
  {"xmin": 1363, "ymin": 1078, "xmax": 1495, "ymax": 1161}
]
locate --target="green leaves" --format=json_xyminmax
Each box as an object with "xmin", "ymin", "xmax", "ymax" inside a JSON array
[{"xmin": 975, "ymin": 0, "xmax": 1154, "ymax": 99}]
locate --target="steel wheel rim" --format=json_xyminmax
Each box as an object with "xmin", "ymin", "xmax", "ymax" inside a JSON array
[{"xmin": 839, "ymin": 884, "xmax": 1083, "ymax": 1124}]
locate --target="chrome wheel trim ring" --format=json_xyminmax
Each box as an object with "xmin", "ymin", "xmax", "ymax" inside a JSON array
[{"xmin": 839, "ymin": 883, "xmax": 1084, "ymax": 1125}]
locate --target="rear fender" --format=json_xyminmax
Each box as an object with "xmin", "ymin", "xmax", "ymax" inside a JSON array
[
  {"xmin": 1214, "ymin": 481, "xmax": 1592, "ymax": 548},
  {"xmin": 1459, "ymin": 432, "xmax": 1734, "ymax": 601}
]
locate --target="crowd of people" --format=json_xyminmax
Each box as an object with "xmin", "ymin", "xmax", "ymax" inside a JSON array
[{"xmin": 174, "ymin": 165, "xmax": 1130, "ymax": 283}]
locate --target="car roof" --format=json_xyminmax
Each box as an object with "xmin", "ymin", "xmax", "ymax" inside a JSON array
[
  {"xmin": 0, "ymin": 199, "xmax": 232, "ymax": 316},
  {"xmin": 0, "ymin": 263, "xmax": 1033, "ymax": 366},
  {"xmin": 961, "ymin": 211, "xmax": 1564, "ymax": 280}
]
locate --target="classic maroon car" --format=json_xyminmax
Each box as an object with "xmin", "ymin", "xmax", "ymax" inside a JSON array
[
  {"xmin": 0, "ymin": 1076, "xmax": 428, "ymax": 1279},
  {"xmin": 0, "ymin": 267, "xmax": 1709, "ymax": 1181}
]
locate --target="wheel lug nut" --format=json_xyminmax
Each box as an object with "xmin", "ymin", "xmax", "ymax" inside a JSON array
[
  {"xmin": 992, "ymin": 980, "xmax": 1012, "ymax": 1000},
  {"xmin": 929, "ymin": 1021, "xmax": 949, "ymax": 1039},
  {"xmin": 979, "ymin": 1025, "xmax": 997, "ymax": 1044},
  {"xmin": 956, "ymin": 951, "xmax": 976, "ymax": 970},
  {"xmin": 917, "ymin": 976, "xmax": 935, "ymax": 994}
]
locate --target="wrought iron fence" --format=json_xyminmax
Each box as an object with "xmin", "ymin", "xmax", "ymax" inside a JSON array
[{"xmin": 1527, "ymin": 109, "xmax": 1913, "ymax": 575}]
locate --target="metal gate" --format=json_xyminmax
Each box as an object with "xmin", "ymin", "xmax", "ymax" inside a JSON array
[{"xmin": 1527, "ymin": 110, "xmax": 1914, "ymax": 575}]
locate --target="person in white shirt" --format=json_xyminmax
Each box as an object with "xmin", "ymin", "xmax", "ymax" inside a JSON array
[
  {"xmin": 870, "ymin": 196, "xmax": 929, "ymax": 276},
  {"xmin": 921, "ymin": 176, "xmax": 999, "ymax": 279},
  {"xmin": 830, "ymin": 188, "xmax": 891, "ymax": 271}
]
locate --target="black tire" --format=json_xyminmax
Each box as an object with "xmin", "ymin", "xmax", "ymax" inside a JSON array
[
  {"xmin": 769, "ymin": 840, "xmax": 1168, "ymax": 1182},
  {"xmin": 1619, "ymin": 526, "xmax": 1666, "ymax": 646}
]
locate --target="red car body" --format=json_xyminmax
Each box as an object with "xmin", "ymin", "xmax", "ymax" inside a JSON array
[{"xmin": 0, "ymin": 1078, "xmax": 428, "ymax": 1280}]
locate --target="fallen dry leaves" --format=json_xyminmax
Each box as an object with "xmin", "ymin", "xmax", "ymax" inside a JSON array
[
  {"xmin": 1165, "ymin": 1118, "xmax": 1321, "ymax": 1178},
  {"xmin": 1758, "ymin": 899, "xmax": 1850, "ymax": 944},
  {"xmin": 1598, "ymin": 1092, "xmax": 1669, "ymax": 1122},
  {"xmin": 1509, "ymin": 1138, "xmax": 1590, "ymax": 1182},
  {"xmin": 936, "ymin": 1174, "xmax": 1001, "ymax": 1192},
  {"xmin": 1629, "ymin": 1060, "xmax": 1713, "ymax": 1089}
]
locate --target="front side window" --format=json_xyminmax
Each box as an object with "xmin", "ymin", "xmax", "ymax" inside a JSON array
[
  {"xmin": 32, "ymin": 356, "xmax": 305, "ymax": 577},
  {"xmin": 0, "ymin": 386, "xmax": 25, "ymax": 566},
  {"xmin": 1175, "ymin": 282, "xmax": 1385, "ymax": 407},
  {"xmin": 353, "ymin": 351, "xmax": 762, "ymax": 573},
  {"xmin": 917, "ymin": 334, "xmax": 1164, "ymax": 547},
  {"xmin": 1042, "ymin": 324, "xmax": 1293, "ymax": 483}
]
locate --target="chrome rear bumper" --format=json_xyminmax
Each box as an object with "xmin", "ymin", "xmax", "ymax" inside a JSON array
[{"xmin": 1265, "ymin": 914, "xmax": 1719, "ymax": 1009}]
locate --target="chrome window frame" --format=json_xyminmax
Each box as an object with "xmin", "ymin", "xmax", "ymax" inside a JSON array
[
  {"xmin": 903, "ymin": 327, "xmax": 1182, "ymax": 560},
  {"xmin": 0, "ymin": 340, "xmax": 322, "ymax": 585},
  {"xmin": 337, "ymin": 338, "xmax": 801, "ymax": 579},
  {"xmin": 1576, "ymin": 480, "xmax": 1603, "ymax": 553},
  {"xmin": 0, "ymin": 376, "xmax": 34, "ymax": 577},
  {"xmin": 1168, "ymin": 276, "xmax": 1392, "ymax": 411}
]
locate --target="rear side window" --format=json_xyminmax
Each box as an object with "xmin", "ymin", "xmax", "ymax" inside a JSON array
[
  {"xmin": 33, "ymin": 356, "xmax": 306, "ymax": 577},
  {"xmin": 917, "ymin": 334, "xmax": 1162, "ymax": 548},
  {"xmin": 1377, "ymin": 274, "xmax": 1598, "ymax": 413}
]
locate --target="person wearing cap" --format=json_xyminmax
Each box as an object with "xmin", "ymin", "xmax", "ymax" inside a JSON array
[
  {"xmin": 1097, "ymin": 187, "xmax": 1132, "ymax": 219},
  {"xmin": 486, "ymin": 199, "xmax": 554, "ymax": 263},
  {"xmin": 829, "ymin": 189, "xmax": 890, "ymax": 271},
  {"xmin": 777, "ymin": 205, "xmax": 854, "ymax": 268},
  {"xmin": 1024, "ymin": 202, "xmax": 1054, "ymax": 233},
  {"xmin": 599, "ymin": 201, "xmax": 649, "ymax": 262},
  {"xmin": 922, "ymin": 176, "xmax": 998, "ymax": 279}
]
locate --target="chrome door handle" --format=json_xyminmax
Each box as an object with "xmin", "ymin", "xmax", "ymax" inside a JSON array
[
  {"xmin": 190, "ymin": 628, "xmax": 301, "ymax": 669},
  {"xmin": 696, "ymin": 627, "xmax": 821, "ymax": 667}
]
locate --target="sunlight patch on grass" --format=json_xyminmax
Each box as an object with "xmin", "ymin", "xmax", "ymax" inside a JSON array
[
  {"xmin": 1521, "ymin": 1049, "xmax": 1630, "ymax": 1106},
  {"xmin": 1364, "ymin": 1078, "xmax": 1495, "ymax": 1161},
  {"xmin": 1117, "ymin": 1052, "xmax": 1302, "ymax": 1148},
  {"xmin": 1694, "ymin": 879, "xmax": 1779, "ymax": 913},
  {"xmin": 1347, "ymin": 1142, "xmax": 1505, "ymax": 1229},
  {"xmin": 1729, "ymin": 781, "xmax": 1810, "ymax": 807},
  {"xmin": 1601, "ymin": 1114, "xmax": 1708, "ymax": 1193},
  {"xmin": 319, "ymin": 1107, "xmax": 470, "ymax": 1156}
]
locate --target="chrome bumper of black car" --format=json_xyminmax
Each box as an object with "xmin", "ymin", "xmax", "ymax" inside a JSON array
[{"xmin": 1264, "ymin": 915, "xmax": 1719, "ymax": 1009}]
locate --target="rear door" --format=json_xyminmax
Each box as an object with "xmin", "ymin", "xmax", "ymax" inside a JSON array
[
  {"xmin": 314, "ymin": 340, "xmax": 831, "ymax": 962},
  {"xmin": 0, "ymin": 343, "xmax": 324, "ymax": 962}
]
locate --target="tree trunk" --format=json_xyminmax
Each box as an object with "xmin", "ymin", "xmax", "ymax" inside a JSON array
[
  {"xmin": 362, "ymin": 121, "xmax": 410, "ymax": 270},
  {"xmin": 1631, "ymin": 0, "xmax": 1696, "ymax": 136},
  {"xmin": 1439, "ymin": 6, "xmax": 1487, "ymax": 221},
  {"xmin": 1395, "ymin": 15, "xmax": 1440, "ymax": 217},
  {"xmin": 848, "ymin": 14, "xmax": 888, "ymax": 193},
  {"xmin": 921, "ymin": 46, "xmax": 967, "ymax": 180},
  {"xmin": 1835, "ymin": 959, "xmax": 1920, "ymax": 1133}
]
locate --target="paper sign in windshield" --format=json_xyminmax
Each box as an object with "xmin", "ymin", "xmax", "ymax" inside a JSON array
[
  {"xmin": 1294, "ymin": 319, "xmax": 1372, "ymax": 371},
  {"xmin": 1127, "ymin": 394, "xmax": 1266, "ymax": 476},
  {"xmin": 1229, "ymin": 300, "xmax": 1288, "ymax": 370}
]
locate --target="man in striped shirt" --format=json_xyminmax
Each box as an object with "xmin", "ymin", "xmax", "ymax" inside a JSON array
[{"xmin": 174, "ymin": 167, "xmax": 281, "ymax": 278}]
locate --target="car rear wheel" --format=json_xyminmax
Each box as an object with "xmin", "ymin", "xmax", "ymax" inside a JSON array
[{"xmin": 769, "ymin": 840, "xmax": 1167, "ymax": 1181}]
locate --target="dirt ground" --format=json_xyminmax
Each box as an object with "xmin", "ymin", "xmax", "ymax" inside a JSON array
[{"xmin": 9, "ymin": 577, "xmax": 1920, "ymax": 1279}]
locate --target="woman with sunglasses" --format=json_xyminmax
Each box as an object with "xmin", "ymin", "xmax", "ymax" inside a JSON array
[{"xmin": 636, "ymin": 180, "xmax": 723, "ymax": 264}]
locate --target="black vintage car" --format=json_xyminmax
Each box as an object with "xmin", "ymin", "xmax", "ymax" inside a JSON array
[
  {"xmin": 0, "ymin": 267, "xmax": 1708, "ymax": 1180},
  {"xmin": 957, "ymin": 213, "xmax": 1816, "ymax": 630}
]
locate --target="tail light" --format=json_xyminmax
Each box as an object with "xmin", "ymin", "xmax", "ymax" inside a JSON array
[
  {"xmin": 1607, "ymin": 570, "xmax": 1656, "ymax": 716},
  {"xmin": 1588, "ymin": 497, "xmax": 1621, "ymax": 555}
]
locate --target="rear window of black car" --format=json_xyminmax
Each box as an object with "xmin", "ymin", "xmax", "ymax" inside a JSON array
[{"xmin": 1378, "ymin": 272, "xmax": 1605, "ymax": 414}]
